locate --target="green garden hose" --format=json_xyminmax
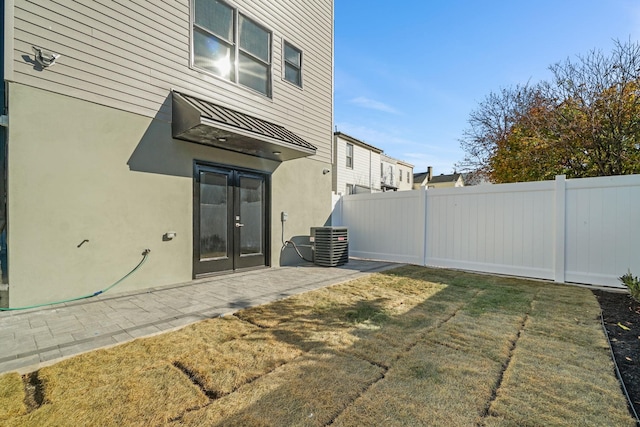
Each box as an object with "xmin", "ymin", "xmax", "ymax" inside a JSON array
[{"xmin": 0, "ymin": 249, "xmax": 150, "ymax": 312}]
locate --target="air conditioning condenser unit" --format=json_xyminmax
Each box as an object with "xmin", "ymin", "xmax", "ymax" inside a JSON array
[{"xmin": 310, "ymin": 226, "xmax": 348, "ymax": 267}]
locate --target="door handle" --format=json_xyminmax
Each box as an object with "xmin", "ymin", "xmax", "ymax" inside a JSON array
[{"xmin": 235, "ymin": 223, "xmax": 245, "ymax": 227}]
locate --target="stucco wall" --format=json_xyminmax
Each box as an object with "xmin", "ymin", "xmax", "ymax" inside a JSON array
[
  {"xmin": 7, "ymin": 84, "xmax": 331, "ymax": 307},
  {"xmin": 272, "ymin": 157, "xmax": 333, "ymax": 265}
]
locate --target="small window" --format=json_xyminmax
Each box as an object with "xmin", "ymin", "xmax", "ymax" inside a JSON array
[
  {"xmin": 346, "ymin": 184, "xmax": 354, "ymax": 195},
  {"xmin": 407, "ymin": 171, "xmax": 410, "ymax": 182},
  {"xmin": 283, "ymin": 41, "xmax": 302, "ymax": 87},
  {"xmin": 346, "ymin": 143, "xmax": 353, "ymax": 169},
  {"xmin": 399, "ymin": 170, "xmax": 403, "ymax": 182}
]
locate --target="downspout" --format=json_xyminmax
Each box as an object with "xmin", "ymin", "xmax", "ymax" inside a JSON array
[
  {"xmin": 330, "ymin": 0, "xmax": 334, "ymax": 176},
  {"xmin": 0, "ymin": 1, "xmax": 5, "ymax": 124},
  {"xmin": 369, "ymin": 149, "xmax": 372, "ymax": 190},
  {"xmin": 0, "ymin": 0, "xmax": 8, "ymax": 291}
]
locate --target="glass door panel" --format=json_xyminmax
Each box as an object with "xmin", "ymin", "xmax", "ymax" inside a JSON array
[
  {"xmin": 194, "ymin": 166, "xmax": 233, "ymax": 275},
  {"xmin": 237, "ymin": 175, "xmax": 264, "ymax": 263},
  {"xmin": 199, "ymin": 171, "xmax": 228, "ymax": 260}
]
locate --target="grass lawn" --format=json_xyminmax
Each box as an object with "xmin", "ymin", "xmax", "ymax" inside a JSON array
[{"xmin": 0, "ymin": 266, "xmax": 635, "ymax": 426}]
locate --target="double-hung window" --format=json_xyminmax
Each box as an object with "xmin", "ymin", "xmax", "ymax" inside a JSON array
[
  {"xmin": 193, "ymin": 0, "xmax": 272, "ymax": 97},
  {"xmin": 283, "ymin": 41, "xmax": 302, "ymax": 87},
  {"xmin": 238, "ymin": 15, "xmax": 271, "ymax": 95},
  {"xmin": 346, "ymin": 143, "xmax": 353, "ymax": 169}
]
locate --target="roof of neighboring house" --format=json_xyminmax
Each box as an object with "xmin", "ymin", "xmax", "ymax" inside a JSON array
[
  {"xmin": 380, "ymin": 153, "xmax": 414, "ymax": 168},
  {"xmin": 413, "ymin": 172, "xmax": 430, "ymax": 183},
  {"xmin": 334, "ymin": 132, "xmax": 383, "ymax": 153},
  {"xmin": 429, "ymin": 173, "xmax": 463, "ymax": 184}
]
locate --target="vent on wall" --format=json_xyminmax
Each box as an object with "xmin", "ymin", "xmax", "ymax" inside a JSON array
[{"xmin": 310, "ymin": 227, "xmax": 349, "ymax": 267}]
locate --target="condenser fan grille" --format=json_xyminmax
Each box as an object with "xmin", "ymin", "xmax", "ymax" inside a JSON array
[{"xmin": 310, "ymin": 227, "xmax": 348, "ymax": 267}]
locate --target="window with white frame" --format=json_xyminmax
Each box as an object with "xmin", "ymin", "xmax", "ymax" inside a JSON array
[
  {"xmin": 407, "ymin": 171, "xmax": 410, "ymax": 182},
  {"xmin": 283, "ymin": 41, "xmax": 302, "ymax": 87},
  {"xmin": 346, "ymin": 143, "xmax": 353, "ymax": 169},
  {"xmin": 192, "ymin": 0, "xmax": 272, "ymax": 97},
  {"xmin": 346, "ymin": 184, "xmax": 354, "ymax": 195}
]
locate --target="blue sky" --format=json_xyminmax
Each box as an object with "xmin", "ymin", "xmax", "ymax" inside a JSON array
[{"xmin": 334, "ymin": 0, "xmax": 640, "ymax": 175}]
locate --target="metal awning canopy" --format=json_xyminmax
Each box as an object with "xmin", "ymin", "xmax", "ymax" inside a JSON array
[{"xmin": 172, "ymin": 91, "xmax": 316, "ymax": 161}]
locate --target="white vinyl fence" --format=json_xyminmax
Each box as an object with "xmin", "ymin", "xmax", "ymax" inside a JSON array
[{"xmin": 332, "ymin": 174, "xmax": 640, "ymax": 288}]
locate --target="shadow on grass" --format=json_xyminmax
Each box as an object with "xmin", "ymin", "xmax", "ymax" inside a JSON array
[
  {"xmin": 172, "ymin": 266, "xmax": 555, "ymax": 426},
  {"xmin": 2, "ymin": 266, "xmax": 634, "ymax": 427}
]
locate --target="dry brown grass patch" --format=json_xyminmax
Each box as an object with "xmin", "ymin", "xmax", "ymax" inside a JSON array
[
  {"xmin": 11, "ymin": 363, "xmax": 208, "ymax": 426},
  {"xmin": 487, "ymin": 343, "xmax": 632, "ymax": 426},
  {"xmin": 141, "ymin": 315, "xmax": 259, "ymax": 356},
  {"xmin": 173, "ymin": 351, "xmax": 384, "ymax": 426},
  {"xmin": 485, "ymin": 287, "xmax": 634, "ymax": 427},
  {"xmin": 0, "ymin": 265, "xmax": 635, "ymax": 426},
  {"xmin": 238, "ymin": 265, "xmax": 449, "ymax": 329},
  {"xmin": 333, "ymin": 342, "xmax": 504, "ymax": 426},
  {"xmin": 426, "ymin": 311, "xmax": 524, "ymax": 363},
  {"xmin": 0, "ymin": 372, "xmax": 26, "ymax": 420},
  {"xmin": 173, "ymin": 329, "xmax": 303, "ymax": 397}
]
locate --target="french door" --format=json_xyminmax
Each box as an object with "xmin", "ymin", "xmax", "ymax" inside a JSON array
[{"xmin": 194, "ymin": 164, "xmax": 268, "ymax": 276}]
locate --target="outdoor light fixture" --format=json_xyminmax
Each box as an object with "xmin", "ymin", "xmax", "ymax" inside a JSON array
[
  {"xmin": 322, "ymin": 168, "xmax": 330, "ymax": 175},
  {"xmin": 272, "ymin": 151, "xmax": 282, "ymax": 155},
  {"xmin": 33, "ymin": 46, "xmax": 60, "ymax": 68}
]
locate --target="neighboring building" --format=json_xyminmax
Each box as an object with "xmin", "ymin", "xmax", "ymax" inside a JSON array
[
  {"xmin": 333, "ymin": 132, "xmax": 382, "ymax": 194},
  {"xmin": 413, "ymin": 167, "xmax": 465, "ymax": 189},
  {"xmin": 396, "ymin": 159, "xmax": 414, "ymax": 191},
  {"xmin": 412, "ymin": 173, "xmax": 427, "ymax": 189},
  {"xmin": 380, "ymin": 154, "xmax": 414, "ymax": 192},
  {"xmin": 1, "ymin": 0, "xmax": 334, "ymax": 307},
  {"xmin": 380, "ymin": 154, "xmax": 398, "ymax": 191},
  {"xmin": 413, "ymin": 167, "xmax": 432, "ymax": 190},
  {"xmin": 427, "ymin": 173, "xmax": 465, "ymax": 188},
  {"xmin": 332, "ymin": 132, "xmax": 413, "ymax": 194}
]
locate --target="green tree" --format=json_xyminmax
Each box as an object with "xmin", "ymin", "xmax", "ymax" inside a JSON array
[
  {"xmin": 457, "ymin": 84, "xmax": 540, "ymax": 182},
  {"xmin": 489, "ymin": 92, "xmax": 566, "ymax": 182},
  {"xmin": 459, "ymin": 39, "xmax": 640, "ymax": 183}
]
